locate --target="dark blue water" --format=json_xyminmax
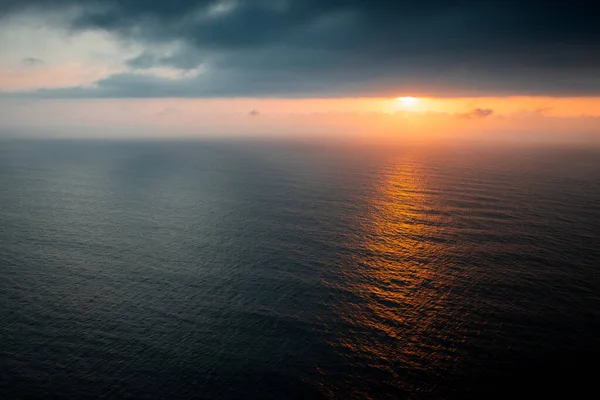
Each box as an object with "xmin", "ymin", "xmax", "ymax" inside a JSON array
[{"xmin": 1, "ymin": 139, "xmax": 599, "ymax": 399}]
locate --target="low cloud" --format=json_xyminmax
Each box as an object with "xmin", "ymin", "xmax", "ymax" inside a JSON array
[
  {"xmin": 248, "ymin": 109, "xmax": 260, "ymax": 116},
  {"xmin": 458, "ymin": 108, "xmax": 494, "ymax": 119},
  {"xmin": 156, "ymin": 107, "xmax": 180, "ymax": 117},
  {"xmin": 21, "ymin": 57, "xmax": 45, "ymax": 67}
]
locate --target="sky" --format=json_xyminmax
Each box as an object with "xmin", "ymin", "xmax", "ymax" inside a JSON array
[{"xmin": 1, "ymin": 0, "xmax": 599, "ymax": 141}]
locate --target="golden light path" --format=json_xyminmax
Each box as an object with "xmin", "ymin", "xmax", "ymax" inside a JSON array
[{"xmin": 332, "ymin": 155, "xmax": 469, "ymax": 396}]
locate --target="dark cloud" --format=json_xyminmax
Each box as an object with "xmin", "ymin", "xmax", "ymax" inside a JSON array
[
  {"xmin": 458, "ymin": 108, "xmax": 494, "ymax": 119},
  {"xmin": 248, "ymin": 109, "xmax": 260, "ymax": 116},
  {"xmin": 21, "ymin": 57, "xmax": 45, "ymax": 67},
  {"xmin": 126, "ymin": 51, "xmax": 204, "ymax": 70},
  {"xmin": 126, "ymin": 53, "xmax": 157, "ymax": 70},
  {"xmin": 2, "ymin": 0, "xmax": 600, "ymax": 97}
]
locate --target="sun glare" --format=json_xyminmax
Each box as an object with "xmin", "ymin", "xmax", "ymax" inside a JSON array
[{"xmin": 397, "ymin": 96, "xmax": 420, "ymax": 106}]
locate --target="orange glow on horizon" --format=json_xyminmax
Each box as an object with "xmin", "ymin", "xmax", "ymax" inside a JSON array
[{"xmin": 2, "ymin": 96, "xmax": 599, "ymax": 141}]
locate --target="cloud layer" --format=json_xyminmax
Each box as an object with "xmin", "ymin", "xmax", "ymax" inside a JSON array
[{"xmin": 1, "ymin": 0, "xmax": 599, "ymax": 97}]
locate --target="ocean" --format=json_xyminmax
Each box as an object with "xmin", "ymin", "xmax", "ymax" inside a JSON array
[{"xmin": 1, "ymin": 139, "xmax": 599, "ymax": 399}]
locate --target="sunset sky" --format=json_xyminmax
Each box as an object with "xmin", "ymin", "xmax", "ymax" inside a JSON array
[{"xmin": 1, "ymin": 0, "xmax": 599, "ymax": 140}]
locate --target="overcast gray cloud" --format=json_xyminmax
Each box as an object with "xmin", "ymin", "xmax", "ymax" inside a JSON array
[{"xmin": 1, "ymin": 0, "xmax": 599, "ymax": 97}]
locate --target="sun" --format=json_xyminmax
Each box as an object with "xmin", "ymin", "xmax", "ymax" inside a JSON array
[{"xmin": 397, "ymin": 96, "xmax": 420, "ymax": 106}]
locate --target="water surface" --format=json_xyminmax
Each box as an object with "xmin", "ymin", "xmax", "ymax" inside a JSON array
[{"xmin": 1, "ymin": 139, "xmax": 599, "ymax": 398}]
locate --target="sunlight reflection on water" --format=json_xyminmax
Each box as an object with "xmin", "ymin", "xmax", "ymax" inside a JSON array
[{"xmin": 324, "ymin": 155, "xmax": 474, "ymax": 396}]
